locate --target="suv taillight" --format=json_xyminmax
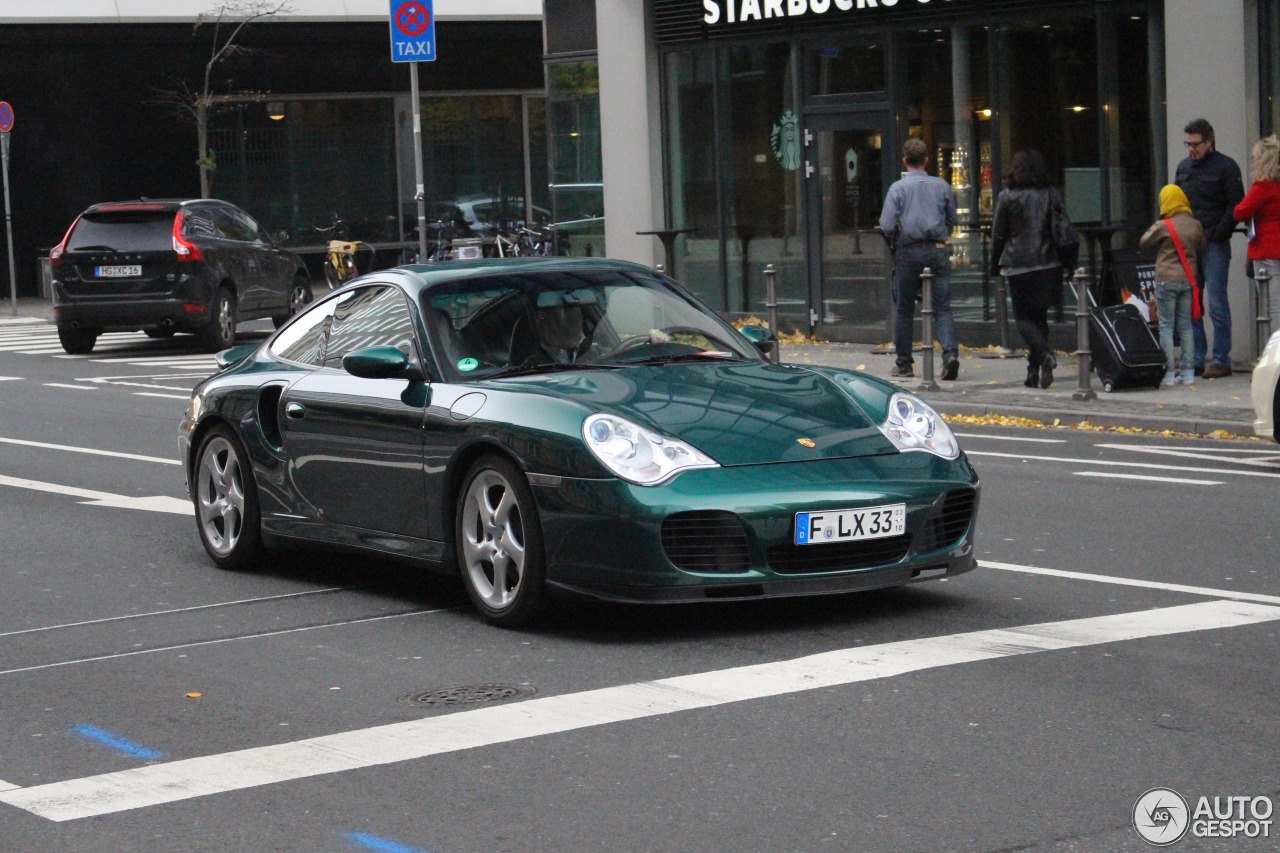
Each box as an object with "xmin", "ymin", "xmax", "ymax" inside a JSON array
[
  {"xmin": 48, "ymin": 217, "xmax": 79, "ymax": 268},
  {"xmin": 172, "ymin": 214, "xmax": 204, "ymax": 262}
]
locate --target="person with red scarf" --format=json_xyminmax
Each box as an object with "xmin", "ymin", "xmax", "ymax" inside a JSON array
[{"xmin": 1141, "ymin": 185, "xmax": 1206, "ymax": 387}]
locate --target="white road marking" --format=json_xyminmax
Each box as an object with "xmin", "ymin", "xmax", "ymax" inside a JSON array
[
  {"xmin": 0, "ymin": 588, "xmax": 352, "ymax": 639},
  {"xmin": 94, "ymin": 381, "xmax": 196, "ymax": 392},
  {"xmin": 0, "ymin": 437, "xmax": 179, "ymax": 465},
  {"xmin": 42, "ymin": 383, "xmax": 96, "ymax": 391},
  {"xmin": 2, "ymin": 599, "xmax": 1274, "ymax": 822},
  {"xmin": 0, "ymin": 780, "xmax": 17, "ymax": 792},
  {"xmin": 0, "ymin": 475, "xmax": 191, "ymax": 514},
  {"xmin": 0, "ymin": 608, "xmax": 448, "ymax": 678},
  {"xmin": 1094, "ymin": 443, "xmax": 1280, "ymax": 468},
  {"xmin": 0, "ymin": 377, "xmax": 20, "ymax": 382},
  {"xmin": 954, "ymin": 433, "xmax": 1066, "ymax": 443},
  {"xmin": 134, "ymin": 392, "xmax": 191, "ymax": 400},
  {"xmin": 1073, "ymin": 471, "xmax": 1222, "ymax": 486},
  {"xmin": 965, "ymin": 450, "xmax": 1280, "ymax": 480},
  {"xmin": 979, "ymin": 560, "xmax": 1280, "ymax": 606}
]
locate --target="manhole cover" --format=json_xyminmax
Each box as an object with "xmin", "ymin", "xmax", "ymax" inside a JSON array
[{"xmin": 401, "ymin": 684, "xmax": 535, "ymax": 707}]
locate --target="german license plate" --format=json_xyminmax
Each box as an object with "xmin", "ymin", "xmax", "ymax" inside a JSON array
[
  {"xmin": 794, "ymin": 503, "xmax": 905, "ymax": 545},
  {"xmin": 95, "ymin": 265, "xmax": 141, "ymax": 278}
]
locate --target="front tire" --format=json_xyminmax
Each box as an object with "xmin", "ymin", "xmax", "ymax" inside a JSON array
[
  {"xmin": 198, "ymin": 287, "xmax": 236, "ymax": 352},
  {"xmin": 192, "ymin": 425, "xmax": 263, "ymax": 571},
  {"xmin": 57, "ymin": 325, "xmax": 98, "ymax": 354},
  {"xmin": 455, "ymin": 455, "xmax": 548, "ymax": 628}
]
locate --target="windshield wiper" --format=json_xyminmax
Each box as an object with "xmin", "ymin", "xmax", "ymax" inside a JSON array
[
  {"xmin": 487, "ymin": 361, "xmax": 624, "ymax": 379},
  {"xmin": 612, "ymin": 352, "xmax": 750, "ymax": 366}
]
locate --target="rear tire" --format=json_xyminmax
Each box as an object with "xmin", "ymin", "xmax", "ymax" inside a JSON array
[
  {"xmin": 57, "ymin": 325, "xmax": 98, "ymax": 354},
  {"xmin": 273, "ymin": 275, "xmax": 312, "ymax": 329},
  {"xmin": 455, "ymin": 455, "xmax": 548, "ymax": 628},
  {"xmin": 192, "ymin": 424, "xmax": 263, "ymax": 571},
  {"xmin": 198, "ymin": 287, "xmax": 236, "ymax": 352}
]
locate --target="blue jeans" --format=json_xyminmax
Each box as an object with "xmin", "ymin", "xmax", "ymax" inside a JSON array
[
  {"xmin": 1155, "ymin": 279, "xmax": 1193, "ymax": 372},
  {"xmin": 1192, "ymin": 240, "xmax": 1231, "ymax": 367},
  {"xmin": 893, "ymin": 243, "xmax": 957, "ymax": 368}
]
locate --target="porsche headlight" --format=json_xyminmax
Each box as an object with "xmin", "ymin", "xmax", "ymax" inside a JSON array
[
  {"xmin": 583, "ymin": 413, "xmax": 718, "ymax": 485},
  {"xmin": 878, "ymin": 393, "xmax": 959, "ymax": 459}
]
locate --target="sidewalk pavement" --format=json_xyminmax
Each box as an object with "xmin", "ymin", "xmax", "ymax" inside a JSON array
[{"xmin": 1, "ymin": 296, "xmax": 1258, "ymax": 438}]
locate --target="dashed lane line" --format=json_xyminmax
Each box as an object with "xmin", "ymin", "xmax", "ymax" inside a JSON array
[
  {"xmin": 1072, "ymin": 471, "xmax": 1222, "ymax": 485},
  {"xmin": 0, "ymin": 474, "xmax": 190, "ymax": 514},
  {"xmin": 979, "ymin": 560, "xmax": 1280, "ymax": 606},
  {"xmin": 0, "ymin": 437, "xmax": 179, "ymax": 464},
  {"xmin": 2, "ymin": 599, "xmax": 1276, "ymax": 822},
  {"xmin": 965, "ymin": 450, "xmax": 1280, "ymax": 480}
]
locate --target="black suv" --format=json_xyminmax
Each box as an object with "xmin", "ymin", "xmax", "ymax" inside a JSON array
[{"xmin": 49, "ymin": 199, "xmax": 311, "ymax": 354}]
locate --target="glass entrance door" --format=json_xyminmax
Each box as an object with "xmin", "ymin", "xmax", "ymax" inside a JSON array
[{"xmin": 804, "ymin": 114, "xmax": 891, "ymax": 339}]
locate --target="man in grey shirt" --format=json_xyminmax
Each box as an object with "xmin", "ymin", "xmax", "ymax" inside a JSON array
[{"xmin": 878, "ymin": 138, "xmax": 960, "ymax": 379}]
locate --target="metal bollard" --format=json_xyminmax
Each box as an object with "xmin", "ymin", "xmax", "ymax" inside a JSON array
[
  {"xmin": 1256, "ymin": 264, "xmax": 1272, "ymax": 351},
  {"xmin": 1069, "ymin": 267, "xmax": 1096, "ymax": 401},
  {"xmin": 764, "ymin": 263, "xmax": 780, "ymax": 364},
  {"xmin": 917, "ymin": 266, "xmax": 939, "ymax": 391}
]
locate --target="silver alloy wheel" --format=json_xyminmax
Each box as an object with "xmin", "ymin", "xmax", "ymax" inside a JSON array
[
  {"xmin": 196, "ymin": 434, "xmax": 246, "ymax": 557},
  {"xmin": 289, "ymin": 281, "xmax": 309, "ymax": 315},
  {"xmin": 459, "ymin": 469, "xmax": 527, "ymax": 610},
  {"xmin": 215, "ymin": 292, "xmax": 235, "ymax": 343}
]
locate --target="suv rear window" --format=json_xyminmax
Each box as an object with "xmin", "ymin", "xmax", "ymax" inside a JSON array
[{"xmin": 68, "ymin": 211, "xmax": 176, "ymax": 252}]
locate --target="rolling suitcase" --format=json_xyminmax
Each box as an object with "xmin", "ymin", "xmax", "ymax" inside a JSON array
[{"xmin": 1088, "ymin": 298, "xmax": 1166, "ymax": 392}]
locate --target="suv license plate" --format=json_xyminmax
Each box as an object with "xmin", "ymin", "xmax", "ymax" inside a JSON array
[
  {"xmin": 95, "ymin": 265, "xmax": 141, "ymax": 278},
  {"xmin": 794, "ymin": 503, "xmax": 905, "ymax": 545}
]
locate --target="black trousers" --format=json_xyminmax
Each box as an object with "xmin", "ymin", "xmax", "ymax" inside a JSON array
[{"xmin": 1006, "ymin": 267, "xmax": 1060, "ymax": 366}]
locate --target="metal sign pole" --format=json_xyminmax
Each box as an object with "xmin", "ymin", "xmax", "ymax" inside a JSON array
[
  {"xmin": 410, "ymin": 61, "xmax": 427, "ymax": 262},
  {"xmin": 2, "ymin": 132, "xmax": 15, "ymax": 316}
]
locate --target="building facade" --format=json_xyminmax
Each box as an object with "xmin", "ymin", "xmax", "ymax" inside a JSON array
[{"xmin": 592, "ymin": 0, "xmax": 1280, "ymax": 361}]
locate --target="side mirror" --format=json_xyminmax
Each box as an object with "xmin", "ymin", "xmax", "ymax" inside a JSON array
[
  {"xmin": 342, "ymin": 346, "xmax": 425, "ymax": 381},
  {"xmin": 738, "ymin": 324, "xmax": 777, "ymax": 355}
]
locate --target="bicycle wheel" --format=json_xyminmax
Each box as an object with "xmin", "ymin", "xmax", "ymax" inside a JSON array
[{"xmin": 323, "ymin": 256, "xmax": 342, "ymax": 289}]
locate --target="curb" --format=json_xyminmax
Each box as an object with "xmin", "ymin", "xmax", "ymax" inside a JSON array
[{"xmin": 934, "ymin": 401, "xmax": 1257, "ymax": 438}]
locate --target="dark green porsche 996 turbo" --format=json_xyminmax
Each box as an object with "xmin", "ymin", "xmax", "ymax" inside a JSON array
[{"xmin": 180, "ymin": 258, "xmax": 979, "ymax": 627}]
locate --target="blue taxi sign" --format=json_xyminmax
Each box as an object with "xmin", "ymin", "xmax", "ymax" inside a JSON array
[
  {"xmin": 0, "ymin": 102, "xmax": 13, "ymax": 134},
  {"xmin": 389, "ymin": 0, "xmax": 435, "ymax": 63}
]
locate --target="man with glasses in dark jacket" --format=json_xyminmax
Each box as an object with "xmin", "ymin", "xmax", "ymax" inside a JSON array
[{"xmin": 1175, "ymin": 118, "xmax": 1244, "ymax": 378}]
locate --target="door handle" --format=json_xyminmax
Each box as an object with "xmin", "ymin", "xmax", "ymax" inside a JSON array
[{"xmin": 284, "ymin": 402, "xmax": 306, "ymax": 420}]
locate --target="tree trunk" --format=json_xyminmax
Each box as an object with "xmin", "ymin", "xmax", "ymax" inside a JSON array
[{"xmin": 197, "ymin": 100, "xmax": 210, "ymax": 199}]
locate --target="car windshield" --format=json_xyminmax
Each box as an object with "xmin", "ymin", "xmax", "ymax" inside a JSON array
[
  {"xmin": 68, "ymin": 210, "xmax": 174, "ymax": 252},
  {"xmin": 424, "ymin": 269, "xmax": 761, "ymax": 381}
]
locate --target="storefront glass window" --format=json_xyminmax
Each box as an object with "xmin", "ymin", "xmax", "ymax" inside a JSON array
[
  {"xmin": 547, "ymin": 60, "xmax": 605, "ymax": 256},
  {"xmin": 1109, "ymin": 9, "xmax": 1157, "ymax": 245},
  {"xmin": 665, "ymin": 49, "xmax": 719, "ymax": 296},
  {"xmin": 420, "ymin": 95, "xmax": 528, "ymax": 232},
  {"xmin": 721, "ymin": 42, "xmax": 802, "ymax": 315},
  {"xmin": 210, "ymin": 97, "xmax": 398, "ymax": 245},
  {"xmin": 807, "ymin": 42, "xmax": 885, "ymax": 98}
]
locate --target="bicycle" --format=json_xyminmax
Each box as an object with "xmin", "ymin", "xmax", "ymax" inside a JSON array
[{"xmin": 315, "ymin": 216, "xmax": 372, "ymax": 288}]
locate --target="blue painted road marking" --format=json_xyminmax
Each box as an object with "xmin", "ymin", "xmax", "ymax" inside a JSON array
[
  {"xmin": 344, "ymin": 831, "xmax": 432, "ymax": 853},
  {"xmin": 71, "ymin": 725, "xmax": 163, "ymax": 760}
]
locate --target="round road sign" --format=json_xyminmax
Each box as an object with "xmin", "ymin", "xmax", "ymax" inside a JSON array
[
  {"xmin": 0, "ymin": 102, "xmax": 13, "ymax": 134},
  {"xmin": 394, "ymin": 2, "xmax": 430, "ymax": 37}
]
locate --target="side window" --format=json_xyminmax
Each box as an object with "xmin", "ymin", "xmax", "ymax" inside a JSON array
[
  {"xmin": 322, "ymin": 285, "xmax": 418, "ymax": 370},
  {"xmin": 232, "ymin": 208, "xmax": 265, "ymax": 242},
  {"xmin": 214, "ymin": 207, "xmax": 254, "ymax": 242},
  {"xmin": 270, "ymin": 297, "xmax": 337, "ymax": 366},
  {"xmin": 182, "ymin": 209, "xmax": 218, "ymax": 239}
]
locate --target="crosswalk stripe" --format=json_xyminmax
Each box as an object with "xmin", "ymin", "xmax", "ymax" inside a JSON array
[{"xmin": 2, "ymin": 599, "xmax": 1276, "ymax": 822}]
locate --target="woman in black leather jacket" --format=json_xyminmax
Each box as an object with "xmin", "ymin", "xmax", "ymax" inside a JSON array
[{"xmin": 989, "ymin": 150, "xmax": 1068, "ymax": 388}]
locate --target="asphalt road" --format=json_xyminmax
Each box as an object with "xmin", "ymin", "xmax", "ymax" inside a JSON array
[{"xmin": 0, "ymin": 320, "xmax": 1278, "ymax": 853}]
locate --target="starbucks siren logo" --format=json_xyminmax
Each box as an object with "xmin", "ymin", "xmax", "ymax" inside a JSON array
[{"xmin": 771, "ymin": 110, "xmax": 801, "ymax": 171}]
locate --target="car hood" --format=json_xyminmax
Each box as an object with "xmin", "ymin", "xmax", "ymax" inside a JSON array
[{"xmin": 495, "ymin": 361, "xmax": 897, "ymax": 466}]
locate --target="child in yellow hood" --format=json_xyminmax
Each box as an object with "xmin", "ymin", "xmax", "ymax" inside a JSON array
[{"xmin": 1140, "ymin": 184, "xmax": 1207, "ymax": 386}]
